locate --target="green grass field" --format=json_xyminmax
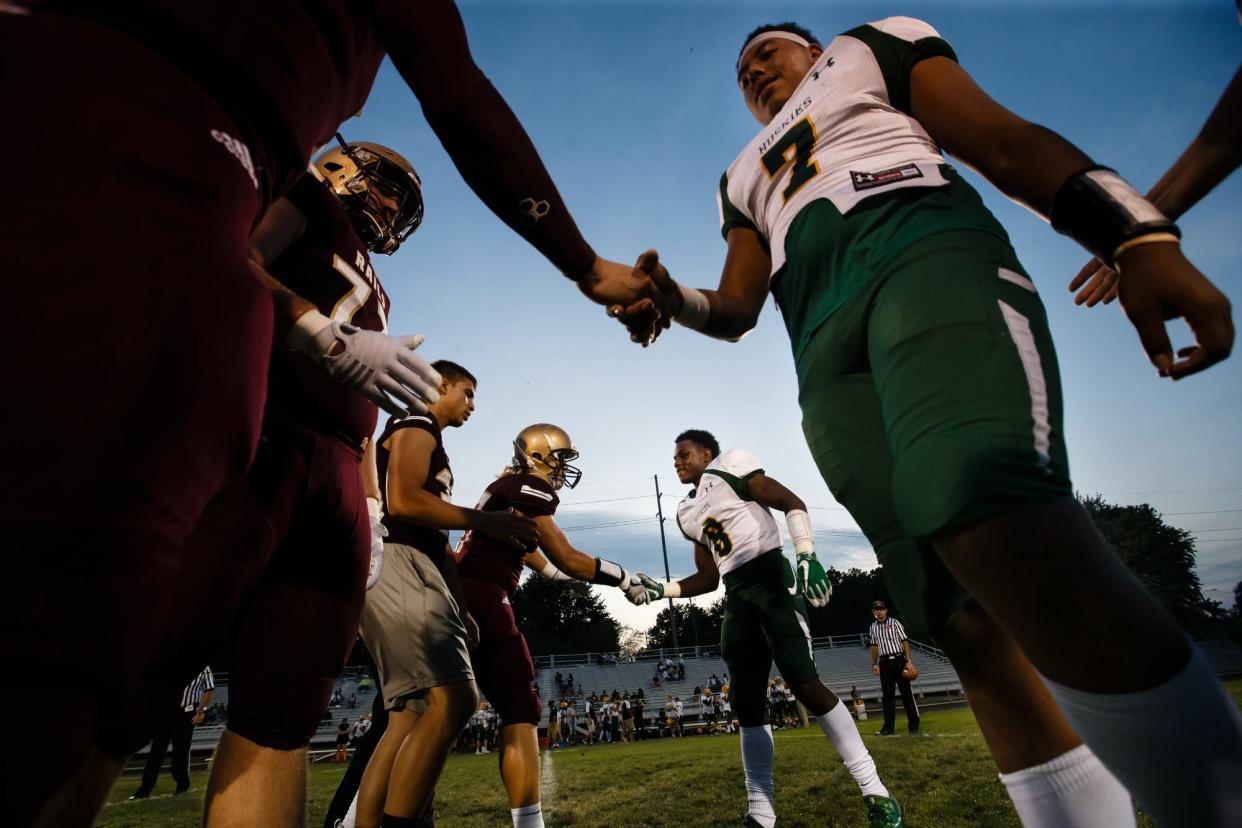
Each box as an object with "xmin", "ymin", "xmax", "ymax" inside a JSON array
[{"xmin": 98, "ymin": 680, "xmax": 1242, "ymax": 827}]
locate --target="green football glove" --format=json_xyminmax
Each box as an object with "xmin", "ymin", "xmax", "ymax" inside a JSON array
[
  {"xmin": 796, "ymin": 551, "xmax": 832, "ymax": 608},
  {"xmin": 638, "ymin": 572, "xmax": 666, "ymax": 603}
]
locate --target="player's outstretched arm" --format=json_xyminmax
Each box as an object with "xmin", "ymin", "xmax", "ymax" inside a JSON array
[
  {"xmin": 609, "ymin": 230, "xmax": 771, "ymax": 346},
  {"xmin": 374, "ymin": 0, "xmax": 654, "ymax": 310},
  {"xmin": 909, "ymin": 56, "xmax": 1232, "ymax": 379},
  {"xmin": 532, "ymin": 514, "xmax": 636, "ymax": 592},
  {"xmin": 747, "ymin": 475, "xmax": 831, "ymax": 607},
  {"xmin": 633, "ymin": 543, "xmax": 719, "ymax": 604},
  {"xmin": 1070, "ymin": 63, "xmax": 1242, "ymax": 307},
  {"xmin": 386, "ymin": 428, "xmax": 539, "ymax": 547}
]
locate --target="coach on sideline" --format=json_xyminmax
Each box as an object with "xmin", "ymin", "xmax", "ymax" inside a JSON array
[{"xmin": 869, "ymin": 602, "xmax": 920, "ymax": 736}]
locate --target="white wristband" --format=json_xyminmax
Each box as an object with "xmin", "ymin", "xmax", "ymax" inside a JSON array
[
  {"xmin": 664, "ymin": 580, "xmax": 682, "ymax": 598},
  {"xmin": 540, "ymin": 560, "xmax": 572, "ymax": 582},
  {"xmin": 674, "ymin": 283, "xmax": 710, "ymax": 330},
  {"xmin": 288, "ymin": 308, "xmax": 332, "ymax": 352},
  {"xmin": 785, "ymin": 509, "xmax": 814, "ymax": 555},
  {"xmin": 366, "ymin": 496, "xmax": 383, "ymax": 521}
]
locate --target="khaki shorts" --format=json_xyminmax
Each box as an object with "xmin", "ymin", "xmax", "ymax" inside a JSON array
[{"xmin": 360, "ymin": 543, "xmax": 473, "ymax": 710}]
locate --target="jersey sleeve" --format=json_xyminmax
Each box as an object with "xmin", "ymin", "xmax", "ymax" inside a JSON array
[
  {"xmin": 502, "ymin": 474, "xmax": 560, "ymax": 518},
  {"xmin": 893, "ymin": 619, "xmax": 908, "ymax": 642},
  {"xmin": 281, "ymin": 171, "xmax": 328, "ymax": 218},
  {"xmin": 846, "ymin": 17, "xmax": 958, "ymax": 115},
  {"xmin": 379, "ymin": 412, "xmax": 439, "ymax": 445},
  {"xmin": 716, "ymin": 448, "xmax": 765, "ymax": 480},
  {"xmin": 718, "ymin": 171, "xmax": 759, "ymax": 240}
]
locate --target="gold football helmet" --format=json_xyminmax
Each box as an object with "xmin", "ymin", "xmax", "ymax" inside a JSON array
[
  {"xmin": 513, "ymin": 423, "xmax": 581, "ymax": 490},
  {"xmin": 314, "ymin": 135, "xmax": 423, "ymax": 254}
]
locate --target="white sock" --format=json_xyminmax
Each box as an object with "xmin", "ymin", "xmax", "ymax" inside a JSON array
[
  {"xmin": 339, "ymin": 792, "xmax": 359, "ymax": 828},
  {"xmin": 999, "ymin": 744, "xmax": 1135, "ymax": 827},
  {"xmin": 740, "ymin": 725, "xmax": 777, "ymax": 828},
  {"xmin": 816, "ymin": 701, "xmax": 889, "ymax": 798},
  {"xmin": 1044, "ymin": 644, "xmax": 1242, "ymax": 827},
  {"xmin": 511, "ymin": 803, "xmax": 544, "ymax": 828}
]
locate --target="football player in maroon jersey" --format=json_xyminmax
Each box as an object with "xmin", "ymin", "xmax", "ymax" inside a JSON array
[
  {"xmin": 351, "ymin": 361, "xmax": 537, "ymax": 828},
  {"xmin": 454, "ymin": 425, "xmax": 645, "ymax": 828},
  {"xmin": 1, "ymin": 4, "xmax": 655, "ymax": 820},
  {"xmin": 139, "ymin": 141, "xmax": 437, "ymax": 827}
]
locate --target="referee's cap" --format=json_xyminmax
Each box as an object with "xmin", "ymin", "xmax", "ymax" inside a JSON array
[{"xmin": 871, "ymin": 600, "xmax": 887, "ymax": 610}]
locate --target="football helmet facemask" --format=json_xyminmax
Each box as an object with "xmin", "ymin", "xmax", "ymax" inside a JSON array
[
  {"xmin": 315, "ymin": 135, "xmax": 423, "ymax": 254},
  {"xmin": 513, "ymin": 423, "xmax": 582, "ymax": 490}
]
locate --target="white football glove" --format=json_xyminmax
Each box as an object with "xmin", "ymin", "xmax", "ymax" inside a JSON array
[
  {"xmin": 366, "ymin": 497, "xmax": 387, "ymax": 591},
  {"xmin": 623, "ymin": 574, "xmax": 649, "ymax": 605},
  {"xmin": 290, "ymin": 310, "xmax": 441, "ymax": 416}
]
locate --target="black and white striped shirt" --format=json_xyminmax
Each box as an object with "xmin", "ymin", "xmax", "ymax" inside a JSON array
[
  {"xmin": 869, "ymin": 618, "xmax": 907, "ymax": 657},
  {"xmin": 180, "ymin": 666, "xmax": 215, "ymax": 711}
]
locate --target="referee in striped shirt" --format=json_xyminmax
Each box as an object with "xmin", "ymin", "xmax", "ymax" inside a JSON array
[
  {"xmin": 868, "ymin": 602, "xmax": 920, "ymax": 735},
  {"xmin": 130, "ymin": 666, "xmax": 214, "ymax": 799}
]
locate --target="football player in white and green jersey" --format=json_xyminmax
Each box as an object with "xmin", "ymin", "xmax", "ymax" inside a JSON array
[
  {"xmin": 611, "ymin": 16, "xmax": 1240, "ymax": 828},
  {"xmin": 628, "ymin": 429, "xmax": 901, "ymax": 828}
]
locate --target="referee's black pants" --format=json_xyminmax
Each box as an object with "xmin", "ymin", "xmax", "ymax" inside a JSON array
[
  {"xmin": 136, "ymin": 708, "xmax": 194, "ymax": 795},
  {"xmin": 878, "ymin": 655, "xmax": 920, "ymax": 733}
]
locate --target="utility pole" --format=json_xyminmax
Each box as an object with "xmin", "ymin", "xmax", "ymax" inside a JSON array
[{"xmin": 654, "ymin": 474, "xmax": 679, "ymax": 652}]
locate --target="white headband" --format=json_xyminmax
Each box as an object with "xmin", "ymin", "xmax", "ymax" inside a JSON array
[{"xmin": 736, "ymin": 31, "xmax": 812, "ymax": 76}]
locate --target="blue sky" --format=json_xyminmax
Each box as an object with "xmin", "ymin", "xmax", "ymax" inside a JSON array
[{"xmin": 351, "ymin": 0, "xmax": 1241, "ymax": 634}]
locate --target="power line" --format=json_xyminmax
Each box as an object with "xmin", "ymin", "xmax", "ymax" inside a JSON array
[
  {"xmin": 1194, "ymin": 538, "xmax": 1242, "ymax": 544},
  {"xmin": 1190, "ymin": 527, "xmax": 1242, "ymax": 533},
  {"xmin": 1165, "ymin": 509, "xmax": 1242, "ymax": 516},
  {"xmin": 561, "ymin": 517, "xmax": 658, "ymax": 532},
  {"xmin": 558, "ymin": 494, "xmax": 654, "ymax": 507}
]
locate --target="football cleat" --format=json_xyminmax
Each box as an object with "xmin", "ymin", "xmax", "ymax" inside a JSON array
[{"xmin": 864, "ymin": 795, "xmax": 904, "ymax": 828}]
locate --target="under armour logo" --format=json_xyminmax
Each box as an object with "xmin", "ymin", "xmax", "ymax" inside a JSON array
[{"xmin": 811, "ymin": 56, "xmax": 835, "ymax": 81}]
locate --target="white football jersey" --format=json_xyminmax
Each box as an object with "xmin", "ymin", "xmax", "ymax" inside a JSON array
[
  {"xmin": 719, "ymin": 17, "xmax": 956, "ymax": 276},
  {"xmin": 676, "ymin": 448, "xmax": 784, "ymax": 576}
]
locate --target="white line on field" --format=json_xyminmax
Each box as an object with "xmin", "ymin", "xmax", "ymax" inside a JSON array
[{"xmin": 540, "ymin": 747, "xmax": 558, "ymax": 818}]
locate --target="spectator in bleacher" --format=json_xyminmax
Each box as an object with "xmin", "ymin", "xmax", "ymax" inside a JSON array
[
  {"xmin": 651, "ymin": 669, "xmax": 662, "ymax": 689},
  {"xmin": 347, "ymin": 692, "xmax": 358, "ymax": 709},
  {"xmin": 129, "ymin": 665, "xmax": 214, "ymax": 800},
  {"xmin": 868, "ymin": 601, "xmax": 920, "ymax": 736},
  {"xmin": 566, "ymin": 673, "xmax": 575, "ymax": 697},
  {"xmin": 554, "ymin": 671, "xmax": 564, "ymax": 696},
  {"xmin": 676, "ymin": 655, "xmax": 686, "ymax": 681},
  {"xmin": 331, "ymin": 687, "xmax": 345, "ymax": 709},
  {"xmin": 708, "ymin": 673, "xmax": 722, "ymax": 693}
]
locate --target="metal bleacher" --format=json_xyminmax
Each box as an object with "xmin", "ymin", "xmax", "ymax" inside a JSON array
[{"xmin": 532, "ymin": 635, "xmax": 965, "ymax": 729}]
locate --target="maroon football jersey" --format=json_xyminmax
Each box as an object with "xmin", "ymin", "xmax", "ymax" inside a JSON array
[
  {"xmin": 377, "ymin": 413, "xmax": 452, "ymax": 565},
  {"xmin": 33, "ymin": 0, "xmax": 384, "ymax": 198},
  {"xmin": 455, "ymin": 473, "xmax": 559, "ymax": 595},
  {"xmin": 265, "ymin": 174, "xmax": 390, "ymax": 448},
  {"xmin": 36, "ymin": 0, "xmax": 596, "ymax": 275}
]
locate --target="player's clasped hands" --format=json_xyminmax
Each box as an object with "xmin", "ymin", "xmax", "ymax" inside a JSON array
[
  {"xmin": 606, "ymin": 250, "xmax": 680, "ymax": 347},
  {"xmin": 623, "ymin": 573, "xmax": 650, "ymax": 605}
]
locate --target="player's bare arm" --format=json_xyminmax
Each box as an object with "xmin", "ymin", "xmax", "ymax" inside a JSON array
[
  {"xmin": 1071, "ymin": 63, "xmax": 1242, "ymax": 306},
  {"xmin": 611, "ymin": 231, "xmax": 771, "ymax": 346},
  {"xmin": 372, "ymin": 0, "xmax": 654, "ymax": 308},
  {"xmin": 248, "ymin": 196, "xmax": 318, "ymax": 331},
  {"xmin": 746, "ymin": 473, "xmax": 832, "ymax": 607},
  {"xmin": 633, "ymin": 543, "xmax": 719, "ymax": 603},
  {"xmin": 385, "ymin": 427, "xmax": 539, "ymax": 547},
  {"xmin": 530, "ymin": 514, "xmax": 639, "ymax": 597},
  {"xmin": 910, "ymin": 56, "xmax": 1233, "ymax": 379}
]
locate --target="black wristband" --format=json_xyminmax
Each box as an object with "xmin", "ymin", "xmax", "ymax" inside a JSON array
[
  {"xmin": 1049, "ymin": 165, "xmax": 1179, "ymax": 268},
  {"xmin": 591, "ymin": 557, "xmax": 625, "ymax": 587}
]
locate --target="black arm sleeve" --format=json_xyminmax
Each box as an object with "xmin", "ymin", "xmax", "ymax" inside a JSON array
[{"xmin": 375, "ymin": 0, "xmax": 596, "ymax": 278}]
